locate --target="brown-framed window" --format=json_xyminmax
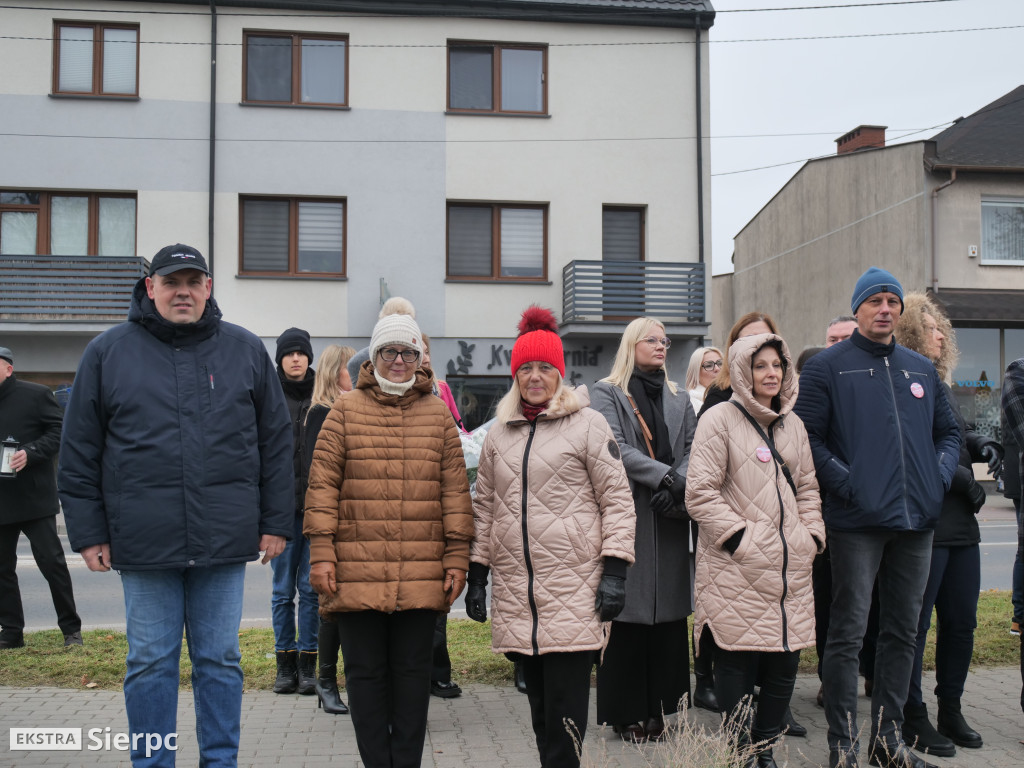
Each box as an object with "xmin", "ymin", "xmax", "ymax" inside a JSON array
[
  {"xmin": 53, "ymin": 22, "xmax": 139, "ymax": 97},
  {"xmin": 602, "ymin": 206, "xmax": 645, "ymax": 261},
  {"xmin": 447, "ymin": 203, "xmax": 547, "ymax": 280},
  {"xmin": 243, "ymin": 31, "xmax": 348, "ymax": 106},
  {"xmin": 448, "ymin": 42, "xmax": 547, "ymax": 114},
  {"xmin": 240, "ymin": 197, "xmax": 346, "ymax": 276},
  {"xmin": 0, "ymin": 191, "xmax": 137, "ymax": 255}
]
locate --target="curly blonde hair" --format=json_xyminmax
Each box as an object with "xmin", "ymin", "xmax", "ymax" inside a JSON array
[{"xmin": 894, "ymin": 292, "xmax": 958, "ymax": 382}]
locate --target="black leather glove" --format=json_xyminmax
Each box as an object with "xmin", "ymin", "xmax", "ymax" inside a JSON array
[
  {"xmin": 465, "ymin": 583, "xmax": 488, "ymax": 622},
  {"xmin": 664, "ymin": 472, "xmax": 686, "ymax": 504},
  {"xmin": 465, "ymin": 562, "xmax": 489, "ymax": 623},
  {"xmin": 980, "ymin": 442, "xmax": 1003, "ymax": 481},
  {"xmin": 964, "ymin": 475, "xmax": 986, "ymax": 514},
  {"xmin": 594, "ymin": 573, "xmax": 627, "ymax": 622},
  {"xmin": 650, "ymin": 488, "xmax": 674, "ymax": 516}
]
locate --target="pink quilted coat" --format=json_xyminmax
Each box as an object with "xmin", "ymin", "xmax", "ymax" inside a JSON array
[
  {"xmin": 685, "ymin": 334, "xmax": 825, "ymax": 654},
  {"xmin": 471, "ymin": 386, "xmax": 635, "ymax": 655}
]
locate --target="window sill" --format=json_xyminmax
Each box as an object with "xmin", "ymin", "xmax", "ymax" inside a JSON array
[
  {"xmin": 236, "ymin": 274, "xmax": 348, "ymax": 281},
  {"xmin": 445, "ymin": 278, "xmax": 552, "ymax": 285},
  {"xmin": 445, "ymin": 111, "xmax": 550, "ymax": 119},
  {"xmin": 240, "ymin": 102, "xmax": 351, "ymax": 111},
  {"xmin": 49, "ymin": 93, "xmax": 140, "ymax": 102},
  {"xmin": 978, "ymin": 261, "xmax": 1024, "ymax": 267}
]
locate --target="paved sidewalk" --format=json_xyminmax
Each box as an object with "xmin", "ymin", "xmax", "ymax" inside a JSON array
[{"xmin": 3, "ymin": 670, "xmax": 1021, "ymax": 767}]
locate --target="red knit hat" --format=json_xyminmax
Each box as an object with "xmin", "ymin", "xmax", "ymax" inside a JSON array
[{"xmin": 509, "ymin": 306, "xmax": 565, "ymax": 377}]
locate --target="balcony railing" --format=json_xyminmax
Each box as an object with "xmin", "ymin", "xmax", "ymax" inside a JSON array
[
  {"xmin": 0, "ymin": 254, "xmax": 148, "ymax": 322},
  {"xmin": 562, "ymin": 260, "xmax": 705, "ymax": 324}
]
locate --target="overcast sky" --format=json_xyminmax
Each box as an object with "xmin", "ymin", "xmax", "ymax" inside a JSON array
[{"xmin": 707, "ymin": 0, "xmax": 1024, "ymax": 275}]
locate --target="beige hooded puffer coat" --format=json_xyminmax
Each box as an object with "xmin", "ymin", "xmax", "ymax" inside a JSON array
[
  {"xmin": 471, "ymin": 386, "xmax": 635, "ymax": 656},
  {"xmin": 685, "ymin": 333, "xmax": 825, "ymax": 654}
]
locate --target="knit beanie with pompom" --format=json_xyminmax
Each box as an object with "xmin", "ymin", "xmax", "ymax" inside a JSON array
[{"xmin": 509, "ymin": 306, "xmax": 565, "ymax": 377}]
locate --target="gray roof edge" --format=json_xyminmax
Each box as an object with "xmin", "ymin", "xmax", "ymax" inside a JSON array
[{"xmin": 161, "ymin": 0, "xmax": 716, "ymax": 28}]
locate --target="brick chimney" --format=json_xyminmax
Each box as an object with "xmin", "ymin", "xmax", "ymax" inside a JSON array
[{"xmin": 835, "ymin": 125, "xmax": 887, "ymax": 155}]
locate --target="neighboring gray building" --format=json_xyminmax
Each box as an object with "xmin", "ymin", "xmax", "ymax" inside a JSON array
[
  {"xmin": 716, "ymin": 85, "xmax": 1024, "ymax": 436},
  {"xmin": 0, "ymin": 0, "xmax": 716, "ymax": 427}
]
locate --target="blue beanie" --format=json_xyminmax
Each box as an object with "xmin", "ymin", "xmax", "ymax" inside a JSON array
[{"xmin": 851, "ymin": 267, "xmax": 904, "ymax": 314}]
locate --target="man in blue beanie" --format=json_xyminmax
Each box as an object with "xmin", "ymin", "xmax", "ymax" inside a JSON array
[{"xmin": 794, "ymin": 267, "xmax": 961, "ymax": 768}]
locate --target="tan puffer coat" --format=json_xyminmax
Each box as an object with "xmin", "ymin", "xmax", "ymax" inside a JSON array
[
  {"xmin": 304, "ymin": 366, "xmax": 474, "ymax": 614},
  {"xmin": 685, "ymin": 334, "xmax": 825, "ymax": 654},
  {"xmin": 471, "ymin": 387, "xmax": 635, "ymax": 655}
]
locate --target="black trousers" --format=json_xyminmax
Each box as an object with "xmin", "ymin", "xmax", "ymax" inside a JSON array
[
  {"xmin": 431, "ymin": 612, "xmax": 452, "ymax": 683},
  {"xmin": 336, "ymin": 609, "xmax": 436, "ymax": 768},
  {"xmin": 596, "ymin": 618, "xmax": 691, "ymax": 725},
  {"xmin": 715, "ymin": 645, "xmax": 800, "ymax": 743},
  {"xmin": 518, "ymin": 651, "xmax": 595, "ymax": 768},
  {"xmin": 0, "ymin": 516, "xmax": 81, "ymax": 635}
]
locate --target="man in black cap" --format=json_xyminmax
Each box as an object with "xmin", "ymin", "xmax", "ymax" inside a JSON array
[
  {"xmin": 0, "ymin": 347, "xmax": 82, "ymax": 649},
  {"xmin": 59, "ymin": 244, "xmax": 294, "ymax": 766},
  {"xmin": 269, "ymin": 326, "xmax": 320, "ymax": 695}
]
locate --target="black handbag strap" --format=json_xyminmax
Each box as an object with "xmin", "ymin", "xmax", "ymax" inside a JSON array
[{"xmin": 730, "ymin": 401, "xmax": 797, "ymax": 498}]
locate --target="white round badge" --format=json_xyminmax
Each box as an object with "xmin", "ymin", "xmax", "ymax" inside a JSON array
[
  {"xmin": 910, "ymin": 382, "xmax": 925, "ymax": 399},
  {"xmin": 756, "ymin": 446, "xmax": 772, "ymax": 463}
]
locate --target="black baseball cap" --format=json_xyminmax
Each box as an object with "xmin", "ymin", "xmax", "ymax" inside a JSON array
[{"xmin": 149, "ymin": 244, "xmax": 210, "ymax": 277}]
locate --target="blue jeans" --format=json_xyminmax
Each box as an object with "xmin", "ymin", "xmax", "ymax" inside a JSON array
[
  {"xmin": 270, "ymin": 514, "xmax": 318, "ymax": 652},
  {"xmin": 822, "ymin": 528, "xmax": 933, "ymax": 756},
  {"xmin": 121, "ymin": 563, "xmax": 246, "ymax": 768},
  {"xmin": 908, "ymin": 544, "xmax": 980, "ymax": 705}
]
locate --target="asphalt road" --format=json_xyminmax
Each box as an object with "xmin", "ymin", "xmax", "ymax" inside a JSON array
[{"xmin": 13, "ymin": 482, "xmax": 1021, "ymax": 633}]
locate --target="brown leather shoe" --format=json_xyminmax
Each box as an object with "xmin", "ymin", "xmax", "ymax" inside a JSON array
[
  {"xmin": 644, "ymin": 716, "xmax": 666, "ymax": 742},
  {"xmin": 614, "ymin": 723, "xmax": 646, "ymax": 743}
]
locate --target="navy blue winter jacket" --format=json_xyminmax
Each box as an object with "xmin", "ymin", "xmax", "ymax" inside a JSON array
[
  {"xmin": 793, "ymin": 330, "xmax": 960, "ymax": 532},
  {"xmin": 58, "ymin": 279, "xmax": 294, "ymax": 570}
]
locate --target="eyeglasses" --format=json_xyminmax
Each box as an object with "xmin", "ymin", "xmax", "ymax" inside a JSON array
[
  {"xmin": 378, "ymin": 348, "xmax": 420, "ymax": 364},
  {"xmin": 639, "ymin": 337, "xmax": 672, "ymax": 349},
  {"xmin": 701, "ymin": 360, "xmax": 724, "ymax": 371}
]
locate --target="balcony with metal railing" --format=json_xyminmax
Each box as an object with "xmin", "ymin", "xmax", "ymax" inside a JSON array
[
  {"xmin": 561, "ymin": 259, "xmax": 707, "ymax": 337},
  {"xmin": 0, "ymin": 254, "xmax": 148, "ymax": 324}
]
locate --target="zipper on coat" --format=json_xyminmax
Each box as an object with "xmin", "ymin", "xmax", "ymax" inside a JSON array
[
  {"xmin": 883, "ymin": 357, "xmax": 913, "ymax": 528},
  {"xmin": 520, "ymin": 420, "xmax": 542, "ymax": 655},
  {"xmin": 769, "ymin": 423, "xmax": 790, "ymax": 652}
]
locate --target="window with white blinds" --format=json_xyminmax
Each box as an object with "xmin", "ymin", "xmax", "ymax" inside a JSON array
[
  {"xmin": 0, "ymin": 191, "xmax": 135, "ymax": 255},
  {"xmin": 447, "ymin": 204, "xmax": 546, "ymax": 280},
  {"xmin": 602, "ymin": 207, "xmax": 645, "ymax": 262},
  {"xmin": 981, "ymin": 199, "xmax": 1024, "ymax": 264},
  {"xmin": 448, "ymin": 43, "xmax": 546, "ymax": 114},
  {"xmin": 54, "ymin": 23, "xmax": 138, "ymax": 96},
  {"xmin": 241, "ymin": 198, "xmax": 346, "ymax": 276}
]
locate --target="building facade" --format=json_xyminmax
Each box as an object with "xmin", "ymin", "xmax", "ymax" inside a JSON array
[
  {"xmin": 715, "ymin": 86, "xmax": 1024, "ymax": 437},
  {"xmin": 0, "ymin": 0, "xmax": 714, "ymax": 427}
]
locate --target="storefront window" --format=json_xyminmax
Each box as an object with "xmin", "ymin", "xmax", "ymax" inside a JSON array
[
  {"xmin": 950, "ymin": 327, "xmax": 1000, "ymax": 438},
  {"xmin": 447, "ymin": 376, "xmax": 511, "ymax": 432}
]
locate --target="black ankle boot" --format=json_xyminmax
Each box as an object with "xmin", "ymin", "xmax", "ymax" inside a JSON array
[
  {"xmin": 514, "ymin": 659, "xmax": 528, "ymax": 694},
  {"xmin": 273, "ymin": 650, "xmax": 298, "ymax": 694},
  {"xmin": 297, "ymin": 651, "xmax": 317, "ymax": 696},
  {"xmin": 314, "ymin": 663, "xmax": 349, "ymax": 714},
  {"xmin": 936, "ymin": 697, "xmax": 982, "ymax": 749},
  {"xmin": 781, "ymin": 706, "xmax": 807, "ymax": 738},
  {"xmin": 693, "ymin": 673, "xmax": 721, "ymax": 712},
  {"xmin": 902, "ymin": 702, "xmax": 955, "ymax": 757}
]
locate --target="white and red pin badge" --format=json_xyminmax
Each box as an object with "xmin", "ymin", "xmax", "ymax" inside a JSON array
[
  {"xmin": 756, "ymin": 446, "xmax": 772, "ymax": 463},
  {"xmin": 910, "ymin": 382, "xmax": 925, "ymax": 399}
]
